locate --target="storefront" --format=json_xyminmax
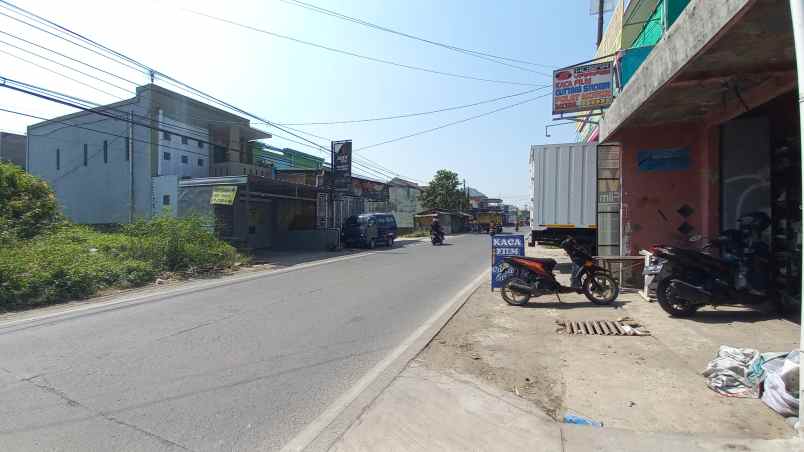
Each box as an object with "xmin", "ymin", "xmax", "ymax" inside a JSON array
[{"xmin": 596, "ymin": 0, "xmax": 800, "ymax": 310}]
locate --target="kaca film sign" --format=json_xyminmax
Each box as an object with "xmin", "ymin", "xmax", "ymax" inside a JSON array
[{"xmin": 552, "ymin": 61, "xmax": 613, "ymax": 115}]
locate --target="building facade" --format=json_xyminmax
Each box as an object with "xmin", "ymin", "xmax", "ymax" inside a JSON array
[
  {"xmin": 388, "ymin": 177, "xmax": 423, "ymax": 232},
  {"xmin": 589, "ymin": 0, "xmax": 799, "ymax": 308},
  {"xmin": 0, "ymin": 132, "xmax": 26, "ymax": 169},
  {"xmin": 27, "ymin": 84, "xmax": 270, "ymax": 224}
]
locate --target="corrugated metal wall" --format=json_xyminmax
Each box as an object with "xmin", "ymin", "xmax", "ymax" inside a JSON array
[{"xmin": 530, "ymin": 143, "xmax": 597, "ymax": 227}]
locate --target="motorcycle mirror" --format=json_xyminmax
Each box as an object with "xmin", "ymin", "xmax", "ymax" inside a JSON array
[{"xmin": 688, "ymin": 234, "xmax": 703, "ymax": 243}]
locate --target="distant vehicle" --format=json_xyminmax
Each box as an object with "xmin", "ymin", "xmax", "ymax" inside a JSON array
[
  {"xmin": 341, "ymin": 213, "xmax": 397, "ymax": 248},
  {"xmin": 476, "ymin": 211, "xmax": 503, "ymax": 234},
  {"xmin": 430, "ymin": 231, "xmax": 444, "ymax": 245},
  {"xmin": 529, "ymin": 143, "xmax": 597, "ymax": 252}
]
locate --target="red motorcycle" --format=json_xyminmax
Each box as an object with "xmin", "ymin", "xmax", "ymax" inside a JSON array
[{"xmin": 499, "ymin": 238, "xmax": 619, "ymax": 306}]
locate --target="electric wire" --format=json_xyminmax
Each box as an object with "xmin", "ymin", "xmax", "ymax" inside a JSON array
[
  {"xmin": 279, "ymin": 0, "xmax": 555, "ymax": 72},
  {"xmin": 183, "ymin": 8, "xmax": 542, "ymax": 87}
]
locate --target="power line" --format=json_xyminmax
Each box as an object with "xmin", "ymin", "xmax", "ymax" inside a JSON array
[
  {"xmin": 0, "ymin": 48, "xmax": 125, "ymax": 100},
  {"xmin": 182, "ymin": 8, "xmax": 542, "ymax": 87},
  {"xmin": 277, "ymin": 87, "xmax": 547, "ymax": 125},
  {"xmin": 0, "ymin": 2, "xmax": 420, "ymax": 183},
  {"xmin": 0, "ymin": 6, "xmax": 147, "ymax": 77},
  {"xmin": 274, "ymin": 125, "xmax": 424, "ymax": 183},
  {"xmin": 0, "ymin": 36, "xmax": 132, "ymax": 94},
  {"xmin": 279, "ymin": 0, "xmax": 555, "ymax": 73},
  {"xmin": 0, "ymin": 29, "xmax": 141, "ymax": 86},
  {"xmin": 356, "ymin": 92, "xmax": 550, "ymax": 153},
  {"xmin": 268, "ymin": 131, "xmax": 395, "ymax": 181}
]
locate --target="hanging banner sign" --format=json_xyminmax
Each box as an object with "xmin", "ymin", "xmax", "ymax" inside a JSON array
[
  {"xmin": 552, "ymin": 61, "xmax": 613, "ymax": 115},
  {"xmin": 210, "ymin": 185, "xmax": 237, "ymax": 205},
  {"xmin": 331, "ymin": 140, "xmax": 352, "ymax": 193}
]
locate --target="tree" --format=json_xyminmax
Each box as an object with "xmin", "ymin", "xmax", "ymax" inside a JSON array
[
  {"xmin": 420, "ymin": 170, "xmax": 466, "ymax": 211},
  {"xmin": 0, "ymin": 162, "xmax": 61, "ymax": 242}
]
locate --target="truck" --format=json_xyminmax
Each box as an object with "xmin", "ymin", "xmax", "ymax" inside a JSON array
[
  {"xmin": 475, "ymin": 211, "xmax": 503, "ymax": 234},
  {"xmin": 529, "ymin": 143, "xmax": 597, "ymax": 252}
]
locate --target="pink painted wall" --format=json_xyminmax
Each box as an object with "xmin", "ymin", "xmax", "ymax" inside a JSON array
[{"xmin": 618, "ymin": 122, "xmax": 719, "ymax": 254}]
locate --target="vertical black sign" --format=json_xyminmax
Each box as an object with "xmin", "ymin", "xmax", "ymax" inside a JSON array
[{"xmin": 331, "ymin": 140, "xmax": 352, "ymax": 192}]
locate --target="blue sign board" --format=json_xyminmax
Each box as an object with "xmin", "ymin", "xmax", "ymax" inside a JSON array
[
  {"xmin": 637, "ymin": 148, "xmax": 690, "ymax": 172},
  {"xmin": 491, "ymin": 234, "xmax": 525, "ymax": 289}
]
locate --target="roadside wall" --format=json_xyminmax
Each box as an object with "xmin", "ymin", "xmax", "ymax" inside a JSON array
[{"xmin": 618, "ymin": 121, "xmax": 718, "ymax": 254}]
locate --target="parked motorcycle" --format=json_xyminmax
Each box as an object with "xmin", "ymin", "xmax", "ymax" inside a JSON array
[
  {"xmin": 650, "ymin": 212, "xmax": 771, "ymax": 317},
  {"xmin": 431, "ymin": 231, "xmax": 444, "ymax": 246},
  {"xmin": 499, "ymin": 237, "xmax": 619, "ymax": 306}
]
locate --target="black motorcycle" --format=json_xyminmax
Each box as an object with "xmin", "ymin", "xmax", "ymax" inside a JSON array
[
  {"xmin": 650, "ymin": 212, "xmax": 771, "ymax": 317},
  {"xmin": 431, "ymin": 231, "xmax": 444, "ymax": 245}
]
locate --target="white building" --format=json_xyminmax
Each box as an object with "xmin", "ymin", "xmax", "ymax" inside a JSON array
[{"xmin": 27, "ymin": 84, "xmax": 270, "ymax": 224}]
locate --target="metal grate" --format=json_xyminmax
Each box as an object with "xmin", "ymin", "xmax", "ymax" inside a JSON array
[{"xmin": 556, "ymin": 318, "xmax": 650, "ymax": 336}]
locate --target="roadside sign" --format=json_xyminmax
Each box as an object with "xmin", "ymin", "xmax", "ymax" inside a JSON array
[
  {"xmin": 331, "ymin": 140, "xmax": 352, "ymax": 192},
  {"xmin": 552, "ymin": 61, "xmax": 613, "ymax": 115},
  {"xmin": 210, "ymin": 185, "xmax": 237, "ymax": 205},
  {"xmin": 491, "ymin": 234, "xmax": 525, "ymax": 289}
]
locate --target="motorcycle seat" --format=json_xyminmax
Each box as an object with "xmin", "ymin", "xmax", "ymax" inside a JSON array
[{"xmin": 514, "ymin": 256, "xmax": 557, "ymax": 271}]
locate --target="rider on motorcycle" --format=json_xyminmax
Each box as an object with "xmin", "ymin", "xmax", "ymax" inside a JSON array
[{"xmin": 430, "ymin": 218, "xmax": 444, "ymax": 240}]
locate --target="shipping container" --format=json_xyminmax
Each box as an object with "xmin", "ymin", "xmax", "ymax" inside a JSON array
[{"xmin": 529, "ymin": 143, "xmax": 597, "ymax": 251}]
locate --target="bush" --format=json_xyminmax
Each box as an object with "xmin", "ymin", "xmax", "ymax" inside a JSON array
[
  {"xmin": 0, "ymin": 216, "xmax": 241, "ymax": 310},
  {"xmin": 0, "ymin": 162, "xmax": 61, "ymax": 242},
  {"xmin": 122, "ymin": 214, "xmax": 240, "ymax": 272}
]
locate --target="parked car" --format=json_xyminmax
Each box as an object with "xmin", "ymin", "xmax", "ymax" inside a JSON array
[{"xmin": 341, "ymin": 213, "xmax": 398, "ymax": 248}]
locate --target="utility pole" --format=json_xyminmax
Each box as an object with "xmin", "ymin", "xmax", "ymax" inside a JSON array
[
  {"xmin": 787, "ymin": 0, "xmax": 804, "ymax": 437},
  {"xmin": 128, "ymin": 110, "xmax": 134, "ymax": 223},
  {"xmin": 329, "ymin": 141, "xmax": 335, "ymax": 229},
  {"xmin": 462, "ymin": 179, "xmax": 466, "ymax": 212},
  {"xmin": 596, "ymin": 0, "xmax": 605, "ymax": 47}
]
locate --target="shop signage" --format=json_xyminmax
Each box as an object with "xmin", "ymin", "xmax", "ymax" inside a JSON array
[
  {"xmin": 553, "ymin": 61, "xmax": 613, "ymax": 115},
  {"xmin": 491, "ymin": 234, "xmax": 525, "ymax": 289},
  {"xmin": 637, "ymin": 148, "xmax": 690, "ymax": 172},
  {"xmin": 331, "ymin": 140, "xmax": 352, "ymax": 192},
  {"xmin": 210, "ymin": 185, "xmax": 237, "ymax": 205}
]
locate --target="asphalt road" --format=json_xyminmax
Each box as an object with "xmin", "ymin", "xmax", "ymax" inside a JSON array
[{"xmin": 0, "ymin": 234, "xmax": 489, "ymax": 451}]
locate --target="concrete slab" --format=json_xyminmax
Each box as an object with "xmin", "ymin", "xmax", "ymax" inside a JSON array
[
  {"xmin": 331, "ymin": 364, "xmax": 562, "ymax": 452},
  {"xmin": 561, "ymin": 423, "xmax": 799, "ymax": 452}
]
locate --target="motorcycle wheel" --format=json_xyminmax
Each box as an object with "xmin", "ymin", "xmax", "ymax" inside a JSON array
[
  {"xmin": 656, "ymin": 278, "xmax": 698, "ymax": 317},
  {"xmin": 583, "ymin": 273, "xmax": 619, "ymax": 305},
  {"xmin": 501, "ymin": 277, "xmax": 531, "ymax": 306}
]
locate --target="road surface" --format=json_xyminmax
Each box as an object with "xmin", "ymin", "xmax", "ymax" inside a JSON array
[{"xmin": 0, "ymin": 234, "xmax": 489, "ymax": 451}]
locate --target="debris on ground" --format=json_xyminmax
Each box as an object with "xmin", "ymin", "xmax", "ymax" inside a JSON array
[
  {"xmin": 555, "ymin": 318, "xmax": 650, "ymax": 336},
  {"xmin": 760, "ymin": 351, "xmax": 799, "ymax": 418},
  {"xmin": 563, "ymin": 414, "xmax": 603, "ymax": 427},
  {"xmin": 703, "ymin": 346, "xmax": 800, "ymax": 421}
]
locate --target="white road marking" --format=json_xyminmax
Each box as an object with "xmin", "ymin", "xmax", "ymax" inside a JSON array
[{"xmin": 279, "ymin": 269, "xmax": 489, "ymax": 452}]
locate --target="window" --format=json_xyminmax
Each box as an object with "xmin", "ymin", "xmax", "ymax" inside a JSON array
[
  {"xmin": 181, "ymin": 136, "xmax": 188, "ymax": 145},
  {"xmin": 83, "ymin": 144, "xmax": 88, "ymax": 166},
  {"xmin": 162, "ymin": 194, "xmax": 171, "ymax": 205},
  {"xmin": 103, "ymin": 140, "xmax": 108, "ymax": 163},
  {"xmin": 242, "ymin": 167, "xmax": 247, "ymax": 175},
  {"xmin": 197, "ymin": 158, "xmax": 204, "ymax": 167},
  {"xmin": 197, "ymin": 140, "xmax": 204, "ymax": 149},
  {"xmin": 162, "ymin": 131, "xmax": 170, "ymax": 140},
  {"xmin": 56, "ymin": 148, "xmax": 60, "ymax": 170},
  {"xmin": 181, "ymin": 155, "xmax": 188, "ymax": 164},
  {"xmin": 163, "ymin": 151, "xmax": 171, "ymax": 160}
]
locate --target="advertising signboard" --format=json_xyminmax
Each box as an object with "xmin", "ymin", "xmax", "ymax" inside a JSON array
[
  {"xmin": 491, "ymin": 234, "xmax": 525, "ymax": 289},
  {"xmin": 331, "ymin": 140, "xmax": 352, "ymax": 193},
  {"xmin": 552, "ymin": 61, "xmax": 613, "ymax": 115},
  {"xmin": 210, "ymin": 185, "xmax": 237, "ymax": 205}
]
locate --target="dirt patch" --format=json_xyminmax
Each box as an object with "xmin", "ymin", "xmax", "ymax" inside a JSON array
[{"xmin": 415, "ymin": 244, "xmax": 798, "ymax": 439}]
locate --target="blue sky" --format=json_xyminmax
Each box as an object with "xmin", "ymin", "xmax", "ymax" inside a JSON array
[{"xmin": 0, "ymin": 0, "xmax": 603, "ymax": 208}]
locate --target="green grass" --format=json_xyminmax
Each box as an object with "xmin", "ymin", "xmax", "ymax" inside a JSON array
[{"xmin": 0, "ymin": 216, "xmax": 243, "ymax": 311}]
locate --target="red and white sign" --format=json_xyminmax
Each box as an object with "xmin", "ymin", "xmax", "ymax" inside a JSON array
[{"xmin": 552, "ymin": 61, "xmax": 613, "ymax": 115}]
